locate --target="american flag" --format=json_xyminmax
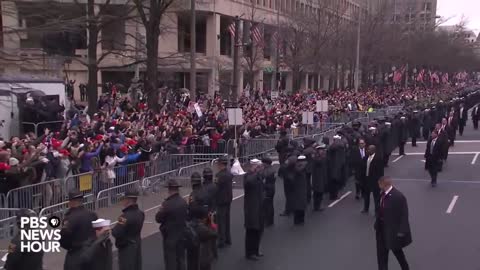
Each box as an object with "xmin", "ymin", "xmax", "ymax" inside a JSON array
[
  {"xmin": 272, "ymin": 31, "xmax": 284, "ymax": 56},
  {"xmin": 272, "ymin": 31, "xmax": 279, "ymax": 44},
  {"xmin": 250, "ymin": 23, "xmax": 263, "ymax": 47},
  {"xmin": 416, "ymin": 69, "xmax": 425, "ymax": 82},
  {"xmin": 228, "ymin": 22, "xmax": 236, "ymax": 37}
]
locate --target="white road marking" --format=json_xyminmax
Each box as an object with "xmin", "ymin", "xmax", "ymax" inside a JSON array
[
  {"xmin": 421, "ymin": 160, "xmax": 426, "ymax": 163},
  {"xmin": 446, "ymin": 195, "xmax": 459, "ymax": 214},
  {"xmin": 392, "ymin": 156, "xmax": 404, "ymax": 163},
  {"xmin": 328, "ymin": 191, "xmax": 352, "ymax": 208},
  {"xmin": 408, "ymin": 140, "xmax": 480, "ymax": 144},
  {"xmin": 394, "ymin": 178, "xmax": 480, "ymax": 184},
  {"xmin": 471, "ymin": 153, "xmax": 479, "ymax": 165},
  {"xmin": 393, "ymin": 152, "xmax": 479, "ymax": 156}
]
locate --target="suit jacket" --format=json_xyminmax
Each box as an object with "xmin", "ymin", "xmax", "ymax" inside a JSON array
[
  {"xmin": 472, "ymin": 106, "xmax": 480, "ymax": 120},
  {"xmin": 424, "ymin": 138, "xmax": 443, "ymax": 171},
  {"xmin": 458, "ymin": 107, "xmax": 468, "ymax": 126},
  {"xmin": 361, "ymin": 153, "xmax": 384, "ymax": 189},
  {"xmin": 350, "ymin": 147, "xmax": 366, "ymax": 180},
  {"xmin": 375, "ymin": 187, "xmax": 412, "ymax": 250}
]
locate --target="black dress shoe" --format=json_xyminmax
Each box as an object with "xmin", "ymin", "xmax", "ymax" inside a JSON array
[
  {"xmin": 361, "ymin": 209, "xmax": 368, "ymax": 214},
  {"xmin": 246, "ymin": 256, "xmax": 259, "ymax": 261},
  {"xmin": 431, "ymin": 183, "xmax": 437, "ymax": 187},
  {"xmin": 355, "ymin": 195, "xmax": 360, "ymax": 200},
  {"xmin": 279, "ymin": 212, "xmax": 290, "ymax": 217}
]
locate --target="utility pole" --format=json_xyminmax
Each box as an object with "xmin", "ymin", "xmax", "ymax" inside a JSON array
[
  {"xmin": 190, "ymin": 0, "xmax": 196, "ymax": 101},
  {"xmin": 231, "ymin": 16, "xmax": 240, "ymax": 104},
  {"xmin": 275, "ymin": 8, "xmax": 280, "ymax": 92},
  {"xmin": 354, "ymin": 9, "xmax": 361, "ymax": 92}
]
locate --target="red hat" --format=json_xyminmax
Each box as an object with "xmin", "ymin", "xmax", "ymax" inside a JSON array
[
  {"xmin": 95, "ymin": 134, "xmax": 104, "ymax": 141},
  {"xmin": 51, "ymin": 139, "xmax": 62, "ymax": 149},
  {"xmin": 0, "ymin": 162, "xmax": 11, "ymax": 171},
  {"xmin": 120, "ymin": 145, "xmax": 129, "ymax": 153},
  {"xmin": 126, "ymin": 139, "xmax": 137, "ymax": 146},
  {"xmin": 59, "ymin": 149, "xmax": 70, "ymax": 156}
]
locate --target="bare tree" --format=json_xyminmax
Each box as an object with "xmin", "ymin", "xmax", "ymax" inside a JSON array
[{"xmin": 133, "ymin": 0, "xmax": 177, "ymax": 110}]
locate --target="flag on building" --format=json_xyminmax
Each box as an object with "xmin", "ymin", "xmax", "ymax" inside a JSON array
[
  {"xmin": 393, "ymin": 66, "xmax": 405, "ymax": 83},
  {"xmin": 250, "ymin": 23, "xmax": 263, "ymax": 47},
  {"xmin": 272, "ymin": 31, "xmax": 284, "ymax": 56},
  {"xmin": 228, "ymin": 22, "xmax": 236, "ymax": 37},
  {"xmin": 442, "ymin": 73, "xmax": 449, "ymax": 84},
  {"xmin": 431, "ymin": 72, "xmax": 440, "ymax": 84},
  {"xmin": 416, "ymin": 69, "xmax": 425, "ymax": 82}
]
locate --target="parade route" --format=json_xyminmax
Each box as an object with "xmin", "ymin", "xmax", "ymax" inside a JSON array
[{"xmin": 136, "ymin": 120, "xmax": 480, "ymax": 270}]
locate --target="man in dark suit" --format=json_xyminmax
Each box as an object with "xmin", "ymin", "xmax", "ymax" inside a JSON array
[
  {"xmin": 447, "ymin": 112, "xmax": 458, "ymax": 146},
  {"xmin": 438, "ymin": 118, "xmax": 451, "ymax": 161},
  {"xmin": 361, "ymin": 145, "xmax": 384, "ymax": 215},
  {"xmin": 215, "ymin": 156, "xmax": 234, "ymax": 248},
  {"xmin": 397, "ymin": 117, "xmax": 408, "ymax": 156},
  {"xmin": 457, "ymin": 103, "xmax": 468, "ymax": 136},
  {"xmin": 471, "ymin": 105, "xmax": 480, "ymax": 130},
  {"xmin": 156, "ymin": 179, "xmax": 188, "ymax": 270},
  {"xmin": 425, "ymin": 130, "xmax": 443, "ymax": 187},
  {"xmin": 350, "ymin": 139, "xmax": 367, "ymax": 200},
  {"xmin": 243, "ymin": 159, "xmax": 265, "ymax": 261},
  {"xmin": 375, "ymin": 176, "xmax": 412, "ymax": 270}
]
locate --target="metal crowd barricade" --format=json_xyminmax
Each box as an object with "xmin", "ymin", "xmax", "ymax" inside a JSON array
[
  {"xmin": 142, "ymin": 170, "xmax": 178, "ymax": 194},
  {"xmin": 96, "ymin": 181, "xmax": 141, "ymax": 209},
  {"xmin": 22, "ymin": 121, "xmax": 65, "ymax": 137},
  {"xmin": 0, "ymin": 208, "xmax": 30, "ymax": 239},
  {"xmin": 64, "ymin": 172, "xmax": 100, "ymax": 201},
  {"xmin": 178, "ymin": 162, "xmax": 213, "ymax": 178},
  {"xmin": 180, "ymin": 139, "xmax": 228, "ymax": 154},
  {"xmin": 170, "ymin": 154, "xmax": 226, "ymax": 165},
  {"xmin": 39, "ymin": 194, "xmax": 96, "ymax": 219},
  {"xmin": 6, "ymin": 178, "xmax": 66, "ymax": 212}
]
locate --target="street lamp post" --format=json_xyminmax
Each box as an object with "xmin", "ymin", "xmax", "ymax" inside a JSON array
[{"xmin": 354, "ymin": 10, "xmax": 361, "ymax": 92}]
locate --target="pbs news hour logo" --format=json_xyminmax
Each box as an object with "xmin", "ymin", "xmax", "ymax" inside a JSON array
[{"xmin": 20, "ymin": 216, "xmax": 62, "ymax": 252}]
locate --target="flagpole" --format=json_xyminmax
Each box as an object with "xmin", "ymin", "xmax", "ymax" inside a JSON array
[
  {"xmin": 275, "ymin": 6, "xmax": 280, "ymax": 92},
  {"xmin": 190, "ymin": 0, "xmax": 197, "ymax": 101},
  {"xmin": 354, "ymin": 9, "xmax": 361, "ymax": 92}
]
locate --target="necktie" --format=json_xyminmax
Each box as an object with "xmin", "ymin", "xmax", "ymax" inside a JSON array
[
  {"xmin": 380, "ymin": 192, "xmax": 386, "ymax": 209},
  {"xmin": 431, "ymin": 139, "xmax": 435, "ymax": 154}
]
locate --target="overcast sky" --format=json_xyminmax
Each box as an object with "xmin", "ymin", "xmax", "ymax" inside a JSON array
[{"xmin": 437, "ymin": 0, "xmax": 480, "ymax": 34}]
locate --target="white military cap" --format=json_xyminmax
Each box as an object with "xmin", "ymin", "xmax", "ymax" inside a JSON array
[
  {"xmin": 385, "ymin": 122, "xmax": 391, "ymax": 126},
  {"xmin": 250, "ymin": 159, "xmax": 262, "ymax": 165},
  {"xmin": 92, "ymin": 218, "xmax": 111, "ymax": 228},
  {"xmin": 400, "ymin": 116, "xmax": 406, "ymax": 119},
  {"xmin": 298, "ymin": 155, "xmax": 307, "ymax": 160},
  {"xmin": 368, "ymin": 127, "xmax": 376, "ymax": 130},
  {"xmin": 333, "ymin": 135, "xmax": 342, "ymax": 139}
]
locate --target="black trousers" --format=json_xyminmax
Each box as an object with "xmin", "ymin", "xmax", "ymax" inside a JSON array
[
  {"xmin": 411, "ymin": 136, "xmax": 417, "ymax": 146},
  {"xmin": 263, "ymin": 197, "xmax": 274, "ymax": 226},
  {"xmin": 422, "ymin": 127, "xmax": 430, "ymax": 140},
  {"xmin": 217, "ymin": 204, "xmax": 231, "ymax": 246},
  {"xmin": 398, "ymin": 143, "xmax": 406, "ymax": 155},
  {"xmin": 328, "ymin": 179, "xmax": 340, "ymax": 200},
  {"xmin": 163, "ymin": 235, "xmax": 186, "ymax": 270},
  {"xmin": 245, "ymin": 229, "xmax": 262, "ymax": 257},
  {"xmin": 473, "ymin": 119, "xmax": 479, "ymax": 130},
  {"xmin": 313, "ymin": 191, "xmax": 323, "ymax": 210},
  {"xmin": 293, "ymin": 210, "xmax": 305, "ymax": 225},
  {"xmin": 383, "ymin": 154, "xmax": 390, "ymax": 167},
  {"xmin": 363, "ymin": 185, "xmax": 380, "ymax": 214},
  {"xmin": 306, "ymin": 173, "xmax": 312, "ymax": 204},
  {"xmin": 459, "ymin": 124, "xmax": 465, "ymax": 136},
  {"xmin": 376, "ymin": 225, "xmax": 410, "ymax": 270},
  {"xmin": 428, "ymin": 168, "xmax": 438, "ymax": 185}
]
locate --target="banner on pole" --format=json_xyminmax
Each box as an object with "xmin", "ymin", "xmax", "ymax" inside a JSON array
[
  {"xmin": 302, "ymin": 111, "xmax": 314, "ymax": 125},
  {"xmin": 227, "ymin": 108, "xmax": 243, "ymax": 126}
]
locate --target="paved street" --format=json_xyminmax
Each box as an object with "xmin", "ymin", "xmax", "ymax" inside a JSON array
[{"xmin": 139, "ymin": 119, "xmax": 480, "ymax": 270}]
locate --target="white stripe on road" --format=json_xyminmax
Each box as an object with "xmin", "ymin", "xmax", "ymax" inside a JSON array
[
  {"xmin": 446, "ymin": 195, "xmax": 459, "ymax": 214},
  {"xmin": 393, "ymin": 152, "xmax": 480, "ymax": 156},
  {"xmin": 408, "ymin": 140, "xmax": 480, "ymax": 144},
  {"xmin": 471, "ymin": 153, "xmax": 479, "ymax": 165},
  {"xmin": 394, "ymin": 178, "xmax": 480, "ymax": 184},
  {"xmin": 392, "ymin": 156, "xmax": 404, "ymax": 163},
  {"xmin": 328, "ymin": 191, "xmax": 352, "ymax": 208},
  {"xmin": 421, "ymin": 160, "xmax": 426, "ymax": 163}
]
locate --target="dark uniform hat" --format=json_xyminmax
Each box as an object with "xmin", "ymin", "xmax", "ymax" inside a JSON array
[
  {"xmin": 163, "ymin": 178, "xmax": 182, "ymax": 188},
  {"xmin": 68, "ymin": 190, "xmax": 84, "ymax": 201},
  {"xmin": 121, "ymin": 188, "xmax": 140, "ymax": 200},
  {"xmin": 261, "ymin": 157, "xmax": 272, "ymax": 165},
  {"xmin": 191, "ymin": 172, "xmax": 202, "ymax": 185},
  {"xmin": 16, "ymin": 208, "xmax": 36, "ymax": 224},
  {"xmin": 217, "ymin": 156, "xmax": 228, "ymax": 165},
  {"xmin": 202, "ymin": 167, "xmax": 213, "ymax": 177}
]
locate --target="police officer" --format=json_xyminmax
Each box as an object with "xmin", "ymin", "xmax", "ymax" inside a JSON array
[
  {"xmin": 398, "ymin": 116, "xmax": 409, "ymax": 156},
  {"xmin": 215, "ymin": 156, "xmax": 233, "ymax": 248},
  {"xmin": 302, "ymin": 138, "xmax": 316, "ymax": 204},
  {"xmin": 261, "ymin": 157, "xmax": 276, "ymax": 226},
  {"xmin": 86, "ymin": 219, "xmax": 113, "ymax": 270},
  {"xmin": 312, "ymin": 144, "xmax": 328, "ymax": 211},
  {"xmin": 189, "ymin": 172, "xmax": 208, "ymax": 210},
  {"xmin": 112, "ymin": 189, "xmax": 145, "ymax": 270},
  {"xmin": 156, "ymin": 179, "xmax": 188, "ymax": 270},
  {"xmin": 4, "ymin": 209, "xmax": 43, "ymax": 270},
  {"xmin": 60, "ymin": 190, "xmax": 98, "ymax": 270},
  {"xmin": 327, "ymin": 135, "xmax": 346, "ymax": 200},
  {"xmin": 243, "ymin": 159, "xmax": 265, "ymax": 260},
  {"xmin": 408, "ymin": 111, "xmax": 421, "ymax": 147},
  {"xmin": 292, "ymin": 155, "xmax": 308, "ymax": 225},
  {"xmin": 202, "ymin": 168, "xmax": 217, "ymax": 213}
]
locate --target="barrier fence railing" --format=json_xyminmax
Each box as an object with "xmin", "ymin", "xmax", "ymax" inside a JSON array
[
  {"xmin": 0, "ymin": 109, "xmax": 403, "ymax": 234},
  {"xmin": 96, "ymin": 181, "xmax": 141, "ymax": 209},
  {"xmin": 22, "ymin": 121, "xmax": 65, "ymax": 137}
]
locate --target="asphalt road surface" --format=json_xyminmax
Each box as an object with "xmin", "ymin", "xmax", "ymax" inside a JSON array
[{"xmin": 139, "ymin": 120, "xmax": 480, "ymax": 270}]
